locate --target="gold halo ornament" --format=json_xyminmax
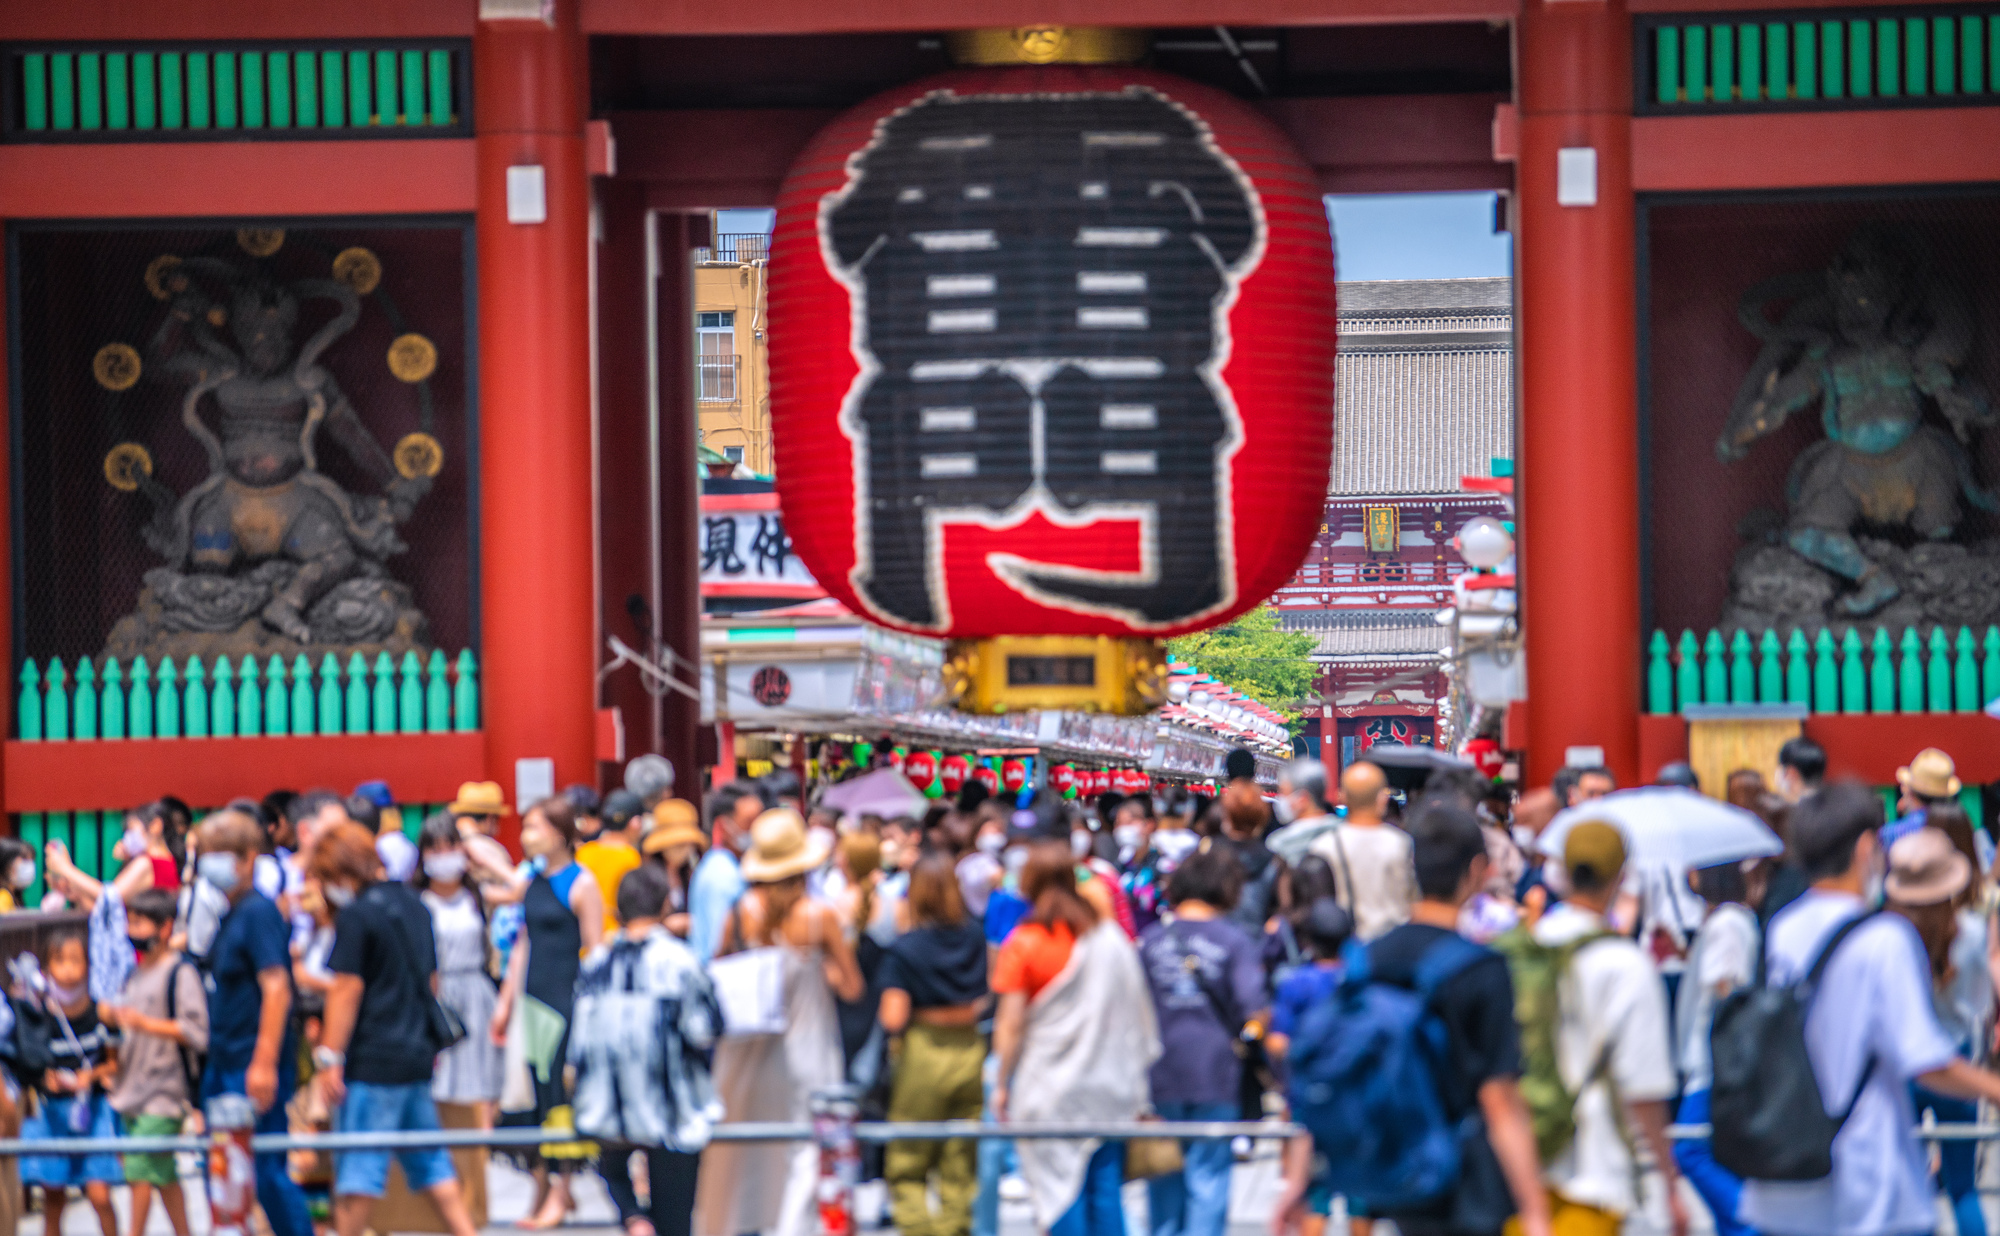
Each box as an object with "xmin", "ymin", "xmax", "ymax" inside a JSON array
[
  {"xmin": 331, "ymin": 247, "xmax": 383, "ymax": 295},
  {"xmin": 103, "ymin": 443, "xmax": 154, "ymax": 492},
  {"xmin": 235, "ymin": 227, "xmax": 285, "ymax": 257},
  {"xmin": 143, "ymin": 254, "xmax": 184, "ymax": 301},
  {"xmin": 386, "ymin": 333, "xmax": 438, "ymax": 383},
  {"xmin": 393, "ymin": 432, "xmax": 445, "ymax": 480},
  {"xmin": 92, "ymin": 343, "xmax": 143, "ymax": 391}
]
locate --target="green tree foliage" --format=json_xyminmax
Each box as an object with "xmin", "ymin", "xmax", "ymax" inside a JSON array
[{"xmin": 1168, "ymin": 606, "xmax": 1318, "ymax": 726}]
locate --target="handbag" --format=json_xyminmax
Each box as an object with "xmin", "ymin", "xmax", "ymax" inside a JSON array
[
  {"xmin": 388, "ymin": 895, "xmax": 467, "ymax": 1053},
  {"xmin": 710, "ymin": 903, "xmax": 790, "ymax": 1038},
  {"xmin": 1123, "ymin": 1110, "xmax": 1186, "ymax": 1181}
]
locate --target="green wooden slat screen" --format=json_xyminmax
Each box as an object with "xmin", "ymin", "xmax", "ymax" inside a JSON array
[
  {"xmin": 1645, "ymin": 624, "xmax": 2000, "ymax": 715},
  {"xmin": 1643, "ymin": 7, "xmax": 2000, "ymax": 111},
  {"xmin": 14, "ymin": 649, "xmax": 478, "ymax": 740},
  {"xmin": 9, "ymin": 41, "xmax": 463, "ymax": 140}
]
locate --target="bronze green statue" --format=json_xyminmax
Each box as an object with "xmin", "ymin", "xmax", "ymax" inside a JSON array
[
  {"xmin": 104, "ymin": 246, "xmax": 435, "ymax": 659},
  {"xmin": 1718, "ymin": 225, "xmax": 1996, "ymax": 617}
]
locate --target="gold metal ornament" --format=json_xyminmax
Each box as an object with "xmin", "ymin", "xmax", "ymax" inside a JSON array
[
  {"xmin": 331, "ymin": 247, "xmax": 383, "ymax": 295},
  {"xmin": 235, "ymin": 227, "xmax": 285, "ymax": 257},
  {"xmin": 103, "ymin": 442, "xmax": 154, "ymax": 492},
  {"xmin": 945, "ymin": 635, "xmax": 1167, "ymax": 715},
  {"xmin": 92, "ymin": 343, "xmax": 143, "ymax": 391},
  {"xmin": 144, "ymin": 254, "xmax": 184, "ymax": 301},
  {"xmin": 386, "ymin": 333, "xmax": 438, "ymax": 383},
  {"xmin": 945, "ymin": 27, "xmax": 1148, "ymax": 66},
  {"xmin": 393, "ymin": 432, "xmax": 445, "ymax": 480}
]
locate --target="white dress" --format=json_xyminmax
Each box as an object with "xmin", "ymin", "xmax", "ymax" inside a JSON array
[
  {"xmin": 424, "ymin": 887, "xmax": 505, "ymax": 1105},
  {"xmin": 694, "ymin": 912, "xmax": 843, "ymax": 1236}
]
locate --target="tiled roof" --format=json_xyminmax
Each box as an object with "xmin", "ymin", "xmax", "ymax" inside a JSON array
[
  {"xmin": 1332, "ymin": 277, "xmax": 1514, "ymax": 496},
  {"xmin": 1282, "ymin": 610, "xmax": 1453, "ymax": 657}
]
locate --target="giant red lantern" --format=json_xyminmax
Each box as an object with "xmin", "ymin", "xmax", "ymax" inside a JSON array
[
  {"xmin": 940, "ymin": 754, "xmax": 970, "ymax": 794},
  {"xmin": 768, "ymin": 65, "xmax": 1336, "ymax": 642}
]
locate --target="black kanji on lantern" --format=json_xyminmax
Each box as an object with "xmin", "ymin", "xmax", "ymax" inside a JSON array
[{"xmin": 822, "ymin": 85, "xmax": 1263, "ymax": 630}]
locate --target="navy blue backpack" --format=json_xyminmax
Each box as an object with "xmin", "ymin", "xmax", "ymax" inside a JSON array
[{"xmin": 1285, "ymin": 933, "xmax": 1486, "ymax": 1212}]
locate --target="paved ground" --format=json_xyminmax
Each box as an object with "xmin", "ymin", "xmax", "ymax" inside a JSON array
[{"xmin": 15, "ymin": 1144, "xmax": 1989, "ymax": 1235}]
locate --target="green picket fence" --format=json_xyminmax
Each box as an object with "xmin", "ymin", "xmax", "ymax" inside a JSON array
[
  {"xmin": 14, "ymin": 649, "xmax": 478, "ymax": 740},
  {"xmin": 1645, "ymin": 625, "xmax": 2000, "ymax": 714},
  {"xmin": 16, "ymin": 799, "xmax": 451, "ymax": 908},
  {"xmin": 9, "ymin": 43, "xmax": 462, "ymax": 138},
  {"xmin": 1646, "ymin": 9, "xmax": 2000, "ymax": 108}
]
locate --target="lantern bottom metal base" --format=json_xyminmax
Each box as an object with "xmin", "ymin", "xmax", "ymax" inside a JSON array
[{"xmin": 944, "ymin": 636, "xmax": 1168, "ymax": 716}]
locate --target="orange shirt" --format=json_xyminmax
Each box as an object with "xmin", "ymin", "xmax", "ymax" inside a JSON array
[{"xmin": 990, "ymin": 922, "xmax": 1076, "ymax": 999}]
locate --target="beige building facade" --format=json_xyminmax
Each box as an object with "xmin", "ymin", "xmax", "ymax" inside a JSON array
[{"xmin": 693, "ymin": 229, "xmax": 773, "ymax": 475}]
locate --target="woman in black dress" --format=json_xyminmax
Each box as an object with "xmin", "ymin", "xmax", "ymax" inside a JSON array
[{"xmin": 490, "ymin": 797, "xmax": 605, "ymax": 1230}]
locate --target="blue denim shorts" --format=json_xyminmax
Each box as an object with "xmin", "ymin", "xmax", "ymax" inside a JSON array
[
  {"xmin": 333, "ymin": 1080, "xmax": 457, "ymax": 1199},
  {"xmin": 21, "ymin": 1092, "xmax": 123, "ymax": 1187}
]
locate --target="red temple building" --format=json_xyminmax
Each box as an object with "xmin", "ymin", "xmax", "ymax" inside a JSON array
[
  {"xmin": 1273, "ymin": 277, "xmax": 1513, "ymax": 766},
  {"xmin": 3, "ymin": 0, "xmax": 1997, "ymax": 876}
]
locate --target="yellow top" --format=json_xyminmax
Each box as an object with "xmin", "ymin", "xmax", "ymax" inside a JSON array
[{"xmin": 575, "ymin": 839, "xmax": 641, "ymax": 932}]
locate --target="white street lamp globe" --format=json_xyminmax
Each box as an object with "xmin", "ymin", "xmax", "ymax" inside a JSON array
[{"xmin": 1456, "ymin": 516, "xmax": 1514, "ymax": 570}]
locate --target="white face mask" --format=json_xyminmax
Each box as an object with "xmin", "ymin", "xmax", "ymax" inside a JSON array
[
  {"xmin": 1274, "ymin": 794, "xmax": 1302, "ymax": 825},
  {"xmin": 1113, "ymin": 823, "xmax": 1143, "ymax": 851},
  {"xmin": 197, "ymin": 852, "xmax": 240, "ymax": 893},
  {"xmin": 423, "ymin": 852, "xmax": 469, "ymax": 884},
  {"xmin": 324, "ymin": 884, "xmax": 356, "ymax": 909},
  {"xmin": 1071, "ymin": 831, "xmax": 1092, "ymax": 859},
  {"xmin": 976, "ymin": 833, "xmax": 1005, "ymax": 857},
  {"xmin": 1003, "ymin": 847, "xmax": 1030, "ymax": 874},
  {"xmin": 122, "ymin": 827, "xmax": 148, "ymax": 859},
  {"xmin": 10, "ymin": 859, "xmax": 33, "ymax": 889}
]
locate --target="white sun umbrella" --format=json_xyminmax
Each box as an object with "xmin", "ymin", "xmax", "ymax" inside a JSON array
[{"xmin": 1537, "ymin": 786, "xmax": 1783, "ymax": 871}]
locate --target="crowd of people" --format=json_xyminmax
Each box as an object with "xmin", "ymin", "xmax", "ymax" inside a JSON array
[{"xmin": 0, "ymin": 736, "xmax": 1988, "ymax": 1236}]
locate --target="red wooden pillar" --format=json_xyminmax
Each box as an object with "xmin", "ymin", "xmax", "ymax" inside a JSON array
[
  {"xmin": 655, "ymin": 214, "xmax": 701, "ymax": 794},
  {"xmin": 474, "ymin": 1, "xmax": 595, "ymax": 826},
  {"xmin": 1516, "ymin": 0, "xmax": 1640, "ymax": 788},
  {"xmin": 596, "ymin": 180, "xmax": 658, "ymax": 777}
]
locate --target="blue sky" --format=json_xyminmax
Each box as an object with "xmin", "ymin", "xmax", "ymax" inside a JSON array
[
  {"xmin": 718, "ymin": 192, "xmax": 1514, "ymax": 283},
  {"xmin": 1325, "ymin": 192, "xmax": 1513, "ymax": 282}
]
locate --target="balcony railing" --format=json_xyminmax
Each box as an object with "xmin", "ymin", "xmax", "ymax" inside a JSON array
[
  {"xmin": 695, "ymin": 233, "xmax": 770, "ymax": 263},
  {"xmin": 1284, "ymin": 560, "xmax": 1458, "ymax": 588},
  {"xmin": 699, "ymin": 353, "xmax": 741, "ymax": 402}
]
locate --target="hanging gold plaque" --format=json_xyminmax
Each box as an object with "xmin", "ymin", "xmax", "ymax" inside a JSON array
[
  {"xmin": 387, "ymin": 333, "xmax": 438, "ymax": 383},
  {"xmin": 143, "ymin": 254, "xmax": 184, "ymax": 301},
  {"xmin": 332, "ymin": 247, "xmax": 383, "ymax": 295},
  {"xmin": 103, "ymin": 442, "xmax": 154, "ymax": 491},
  {"xmin": 235, "ymin": 227, "xmax": 286, "ymax": 257},
  {"xmin": 945, "ymin": 27, "xmax": 1148, "ymax": 65},
  {"xmin": 93, "ymin": 343, "xmax": 143, "ymax": 391},
  {"xmin": 393, "ymin": 432, "xmax": 445, "ymax": 480}
]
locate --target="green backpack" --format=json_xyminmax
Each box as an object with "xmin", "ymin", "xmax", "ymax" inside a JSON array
[{"xmin": 1492, "ymin": 925, "xmax": 1615, "ymax": 1165}]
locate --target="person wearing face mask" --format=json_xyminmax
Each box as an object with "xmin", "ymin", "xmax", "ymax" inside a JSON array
[
  {"xmin": 104, "ymin": 888, "xmax": 207, "ymax": 1236},
  {"xmin": 958, "ymin": 804, "xmax": 1009, "ymax": 919},
  {"xmin": 309, "ymin": 822, "xmax": 482, "ymax": 1236},
  {"xmin": 416, "ymin": 814, "xmax": 505, "ymax": 1124},
  {"xmin": 1265, "ymin": 759, "xmax": 1343, "ymax": 866},
  {"xmin": 0, "ymin": 836, "xmax": 34, "ymax": 911},
  {"xmin": 688, "ymin": 781, "xmax": 763, "ymax": 963},
  {"xmin": 43, "ymin": 798, "xmax": 187, "ymax": 914},
  {"xmin": 192, "ymin": 808, "xmax": 315, "ymax": 1236},
  {"xmin": 491, "ymin": 797, "xmax": 607, "ymax": 1230}
]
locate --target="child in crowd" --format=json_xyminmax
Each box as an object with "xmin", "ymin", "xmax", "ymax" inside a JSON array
[
  {"xmin": 105, "ymin": 888, "xmax": 208, "ymax": 1236},
  {"xmin": 1263, "ymin": 898, "xmax": 1353, "ymax": 1236},
  {"xmin": 17, "ymin": 927, "xmax": 121, "ymax": 1236}
]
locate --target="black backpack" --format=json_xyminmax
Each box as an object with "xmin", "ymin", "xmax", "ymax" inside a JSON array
[{"xmin": 1708, "ymin": 909, "xmax": 1879, "ymax": 1181}]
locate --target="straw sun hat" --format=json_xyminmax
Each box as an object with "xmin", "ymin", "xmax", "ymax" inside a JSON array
[
  {"xmin": 1885, "ymin": 826, "xmax": 1972, "ymax": 907},
  {"xmin": 739, "ymin": 808, "xmax": 830, "ymax": 883}
]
